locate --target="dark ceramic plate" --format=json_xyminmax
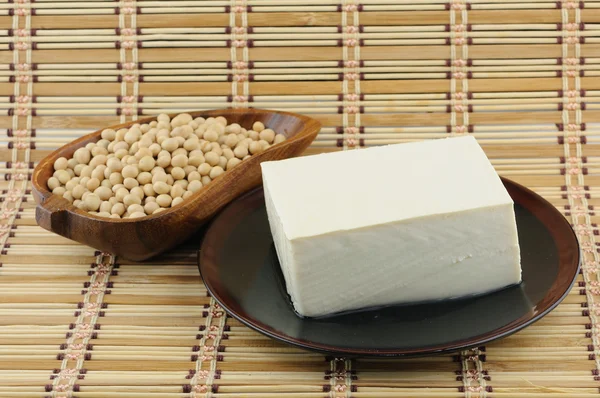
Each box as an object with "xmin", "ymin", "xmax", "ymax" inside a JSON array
[{"xmin": 198, "ymin": 178, "xmax": 580, "ymax": 357}]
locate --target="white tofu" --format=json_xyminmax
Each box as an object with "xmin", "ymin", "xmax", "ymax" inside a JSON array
[{"xmin": 261, "ymin": 136, "xmax": 521, "ymax": 318}]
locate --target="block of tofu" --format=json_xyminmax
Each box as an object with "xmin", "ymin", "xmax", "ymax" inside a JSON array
[{"xmin": 261, "ymin": 136, "xmax": 521, "ymax": 318}]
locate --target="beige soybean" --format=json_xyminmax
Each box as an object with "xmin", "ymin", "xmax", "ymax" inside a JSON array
[
  {"xmin": 123, "ymin": 177, "xmax": 139, "ymax": 190},
  {"xmin": 156, "ymin": 194, "xmax": 172, "ymax": 208},
  {"xmin": 139, "ymin": 156, "xmax": 155, "ymax": 172},
  {"xmin": 130, "ymin": 186, "xmax": 145, "ymax": 200},
  {"xmin": 153, "ymin": 181, "xmax": 170, "ymax": 195},
  {"xmin": 144, "ymin": 201, "xmax": 160, "ymax": 214},
  {"xmin": 111, "ymin": 203, "xmax": 125, "ymax": 216},
  {"xmin": 54, "ymin": 157, "xmax": 68, "ymax": 170},
  {"xmin": 171, "ymin": 167, "xmax": 185, "ymax": 180},
  {"xmin": 99, "ymin": 201, "xmax": 112, "ymax": 214},
  {"xmin": 84, "ymin": 194, "xmax": 101, "ymax": 211},
  {"xmin": 188, "ymin": 180, "xmax": 203, "ymax": 193},
  {"xmin": 115, "ymin": 187, "xmax": 129, "ymax": 202},
  {"xmin": 123, "ymin": 194, "xmax": 142, "ymax": 207},
  {"xmin": 94, "ymin": 186, "xmax": 112, "ymax": 201},
  {"xmin": 127, "ymin": 204, "xmax": 145, "ymax": 215}
]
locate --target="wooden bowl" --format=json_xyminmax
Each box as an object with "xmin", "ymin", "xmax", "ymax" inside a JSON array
[{"xmin": 32, "ymin": 108, "xmax": 321, "ymax": 261}]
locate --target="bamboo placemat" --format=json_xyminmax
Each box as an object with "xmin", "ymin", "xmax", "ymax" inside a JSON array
[{"xmin": 0, "ymin": 0, "xmax": 598, "ymax": 396}]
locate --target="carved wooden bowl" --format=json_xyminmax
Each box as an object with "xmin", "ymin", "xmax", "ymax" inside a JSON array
[{"xmin": 32, "ymin": 108, "xmax": 321, "ymax": 261}]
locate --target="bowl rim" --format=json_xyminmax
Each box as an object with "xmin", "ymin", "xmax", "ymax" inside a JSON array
[{"xmin": 31, "ymin": 107, "xmax": 321, "ymax": 224}]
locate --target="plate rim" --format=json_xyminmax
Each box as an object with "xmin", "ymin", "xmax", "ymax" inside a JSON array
[{"xmin": 198, "ymin": 177, "xmax": 581, "ymax": 357}]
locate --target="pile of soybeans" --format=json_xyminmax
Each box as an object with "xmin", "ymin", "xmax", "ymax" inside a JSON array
[{"xmin": 46, "ymin": 113, "xmax": 286, "ymax": 219}]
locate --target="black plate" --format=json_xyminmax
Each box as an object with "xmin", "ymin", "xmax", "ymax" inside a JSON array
[{"xmin": 199, "ymin": 178, "xmax": 580, "ymax": 357}]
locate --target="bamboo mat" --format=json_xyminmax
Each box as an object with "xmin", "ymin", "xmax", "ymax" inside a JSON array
[{"xmin": 0, "ymin": 0, "xmax": 598, "ymax": 396}]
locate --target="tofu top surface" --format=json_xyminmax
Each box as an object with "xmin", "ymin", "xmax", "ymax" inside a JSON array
[{"xmin": 261, "ymin": 136, "xmax": 513, "ymax": 240}]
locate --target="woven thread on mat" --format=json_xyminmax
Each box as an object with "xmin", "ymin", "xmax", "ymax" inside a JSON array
[
  {"xmin": 341, "ymin": 0, "xmax": 362, "ymax": 150},
  {"xmin": 560, "ymin": 2, "xmax": 600, "ymax": 378},
  {"xmin": 230, "ymin": 0, "xmax": 249, "ymax": 108},
  {"xmin": 119, "ymin": 0, "xmax": 139, "ymax": 122},
  {"xmin": 188, "ymin": 298, "xmax": 226, "ymax": 397},
  {"xmin": 49, "ymin": 253, "xmax": 115, "ymax": 395},
  {"xmin": 1, "ymin": 0, "xmax": 32, "ymax": 255}
]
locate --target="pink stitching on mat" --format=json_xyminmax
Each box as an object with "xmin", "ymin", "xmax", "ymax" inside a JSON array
[
  {"xmin": 562, "ymin": 1, "xmax": 577, "ymax": 9},
  {"xmin": 232, "ymin": 40, "xmax": 246, "ymax": 47},
  {"xmin": 345, "ymin": 39, "xmax": 358, "ymax": 47},
  {"xmin": 123, "ymin": 62, "xmax": 136, "ymax": 70},
  {"xmin": 17, "ymin": 75, "xmax": 30, "ymax": 83},
  {"xmin": 345, "ymin": 72, "xmax": 359, "ymax": 80},
  {"xmin": 15, "ymin": 9, "xmax": 30, "ymax": 16},
  {"xmin": 346, "ymin": 138, "xmax": 357, "ymax": 147},
  {"xmin": 120, "ymin": 28, "xmax": 135, "ymax": 36},
  {"xmin": 452, "ymin": 72, "xmax": 466, "ymax": 79},
  {"xmin": 233, "ymin": 5, "xmax": 245, "ymax": 13},
  {"xmin": 233, "ymin": 74, "xmax": 248, "ymax": 82},
  {"xmin": 56, "ymin": 369, "xmax": 77, "ymax": 378},
  {"xmin": 346, "ymin": 106, "xmax": 359, "ymax": 114},
  {"xmin": 343, "ymin": 4, "xmax": 358, "ymax": 11},
  {"xmin": 16, "ymin": 63, "xmax": 30, "ymax": 71},
  {"xmin": 565, "ymin": 58, "xmax": 579, "ymax": 65},
  {"xmin": 467, "ymin": 386, "xmax": 483, "ymax": 392},
  {"xmin": 121, "ymin": 41, "xmax": 136, "ymax": 49},
  {"xmin": 196, "ymin": 370, "xmax": 209, "ymax": 378},
  {"xmin": 233, "ymin": 61, "xmax": 247, "ymax": 69},
  {"xmin": 454, "ymin": 38, "xmax": 466, "ymax": 45},
  {"xmin": 346, "ymin": 93, "xmax": 359, "ymax": 101},
  {"xmin": 565, "ymin": 37, "xmax": 580, "ymax": 44},
  {"xmin": 565, "ymin": 23, "xmax": 579, "ymax": 31},
  {"xmin": 453, "ymin": 59, "xmax": 467, "ymax": 67},
  {"xmin": 454, "ymin": 24, "xmax": 466, "ymax": 32},
  {"xmin": 233, "ymin": 95, "xmax": 247, "ymax": 102},
  {"xmin": 15, "ymin": 29, "xmax": 29, "ymax": 37},
  {"xmin": 455, "ymin": 125, "xmax": 467, "ymax": 134},
  {"xmin": 0, "ymin": 210, "xmax": 16, "ymax": 220},
  {"xmin": 335, "ymin": 385, "xmax": 347, "ymax": 392},
  {"xmin": 193, "ymin": 385, "xmax": 208, "ymax": 393},
  {"xmin": 233, "ymin": 27, "xmax": 245, "ymax": 34},
  {"xmin": 15, "ymin": 42, "xmax": 29, "ymax": 51},
  {"xmin": 123, "ymin": 75, "xmax": 136, "ymax": 82},
  {"xmin": 122, "ymin": 7, "xmax": 136, "ymax": 14},
  {"xmin": 346, "ymin": 26, "xmax": 359, "ymax": 33},
  {"xmin": 345, "ymin": 60, "xmax": 360, "ymax": 68},
  {"xmin": 0, "ymin": 225, "xmax": 9, "ymax": 238},
  {"xmin": 16, "ymin": 96, "xmax": 29, "ymax": 103}
]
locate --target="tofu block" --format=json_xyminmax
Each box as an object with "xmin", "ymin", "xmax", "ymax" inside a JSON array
[{"xmin": 261, "ymin": 136, "xmax": 522, "ymax": 318}]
